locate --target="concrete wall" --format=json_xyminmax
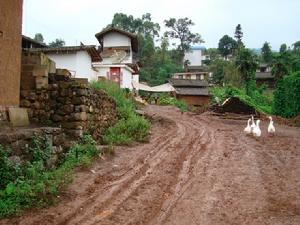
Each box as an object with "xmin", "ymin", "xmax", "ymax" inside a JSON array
[
  {"xmin": 103, "ymin": 32, "xmax": 131, "ymax": 48},
  {"xmin": 121, "ymin": 68, "xmax": 133, "ymax": 90},
  {"xmin": 46, "ymin": 51, "xmax": 98, "ymax": 81},
  {"xmin": 184, "ymin": 49, "xmax": 203, "ymax": 66},
  {"xmin": 0, "ymin": 0, "xmax": 23, "ymax": 107}
]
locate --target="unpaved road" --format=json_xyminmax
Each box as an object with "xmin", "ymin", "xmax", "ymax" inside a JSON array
[{"xmin": 1, "ymin": 105, "xmax": 300, "ymax": 225}]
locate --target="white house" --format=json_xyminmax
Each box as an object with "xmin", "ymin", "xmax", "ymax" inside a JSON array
[
  {"xmin": 35, "ymin": 45, "xmax": 102, "ymax": 81},
  {"xmin": 184, "ymin": 46, "xmax": 208, "ymax": 69},
  {"xmin": 93, "ymin": 27, "xmax": 140, "ymax": 90}
]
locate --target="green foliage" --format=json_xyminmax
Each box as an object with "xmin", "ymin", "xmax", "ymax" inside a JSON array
[
  {"xmin": 235, "ymin": 48, "xmax": 258, "ymax": 95},
  {"xmin": 234, "ymin": 24, "xmax": 243, "ymax": 47},
  {"xmin": 110, "ymin": 13, "xmax": 160, "ymax": 38},
  {"xmin": 48, "ymin": 38, "xmax": 65, "ymax": 47},
  {"xmin": 218, "ymin": 35, "xmax": 237, "ymax": 58},
  {"xmin": 158, "ymin": 95, "xmax": 188, "ymax": 112},
  {"xmin": 33, "ymin": 33, "xmax": 44, "ymax": 44},
  {"xmin": 209, "ymin": 59, "xmax": 241, "ymax": 86},
  {"xmin": 25, "ymin": 135, "xmax": 51, "ymax": 165},
  {"xmin": 164, "ymin": 17, "xmax": 203, "ymax": 53},
  {"xmin": 90, "ymin": 81, "xmax": 150, "ymax": 145},
  {"xmin": 0, "ymin": 135, "xmax": 99, "ymax": 218},
  {"xmin": 273, "ymin": 71, "xmax": 300, "ymax": 118},
  {"xmin": 104, "ymin": 115, "xmax": 150, "ymax": 145},
  {"xmin": 279, "ymin": 43, "xmax": 287, "ymax": 53},
  {"xmin": 261, "ymin": 42, "xmax": 273, "ymax": 63},
  {"xmin": 211, "ymin": 86, "xmax": 272, "ymax": 114}
]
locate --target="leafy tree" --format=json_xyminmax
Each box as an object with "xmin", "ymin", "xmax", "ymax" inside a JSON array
[
  {"xmin": 261, "ymin": 42, "xmax": 273, "ymax": 63},
  {"xmin": 279, "ymin": 43, "xmax": 287, "ymax": 53},
  {"xmin": 203, "ymin": 48, "xmax": 220, "ymax": 65},
  {"xmin": 110, "ymin": 13, "xmax": 160, "ymax": 38},
  {"xmin": 218, "ymin": 35, "xmax": 237, "ymax": 59},
  {"xmin": 48, "ymin": 38, "xmax": 65, "ymax": 47},
  {"xmin": 33, "ymin": 33, "xmax": 44, "ymax": 43},
  {"xmin": 234, "ymin": 24, "xmax": 243, "ymax": 46},
  {"xmin": 209, "ymin": 59, "xmax": 241, "ymax": 86},
  {"xmin": 235, "ymin": 48, "xmax": 258, "ymax": 95},
  {"xmin": 164, "ymin": 17, "xmax": 203, "ymax": 56}
]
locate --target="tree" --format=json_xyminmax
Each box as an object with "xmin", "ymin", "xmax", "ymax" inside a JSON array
[
  {"xmin": 235, "ymin": 48, "xmax": 258, "ymax": 95},
  {"xmin": 261, "ymin": 42, "xmax": 273, "ymax": 63},
  {"xmin": 48, "ymin": 38, "xmax": 65, "ymax": 47},
  {"xmin": 164, "ymin": 17, "xmax": 203, "ymax": 55},
  {"xmin": 234, "ymin": 24, "xmax": 243, "ymax": 45},
  {"xmin": 279, "ymin": 43, "xmax": 287, "ymax": 53},
  {"xmin": 110, "ymin": 13, "xmax": 160, "ymax": 38},
  {"xmin": 33, "ymin": 33, "xmax": 44, "ymax": 43},
  {"xmin": 218, "ymin": 35, "xmax": 237, "ymax": 59}
]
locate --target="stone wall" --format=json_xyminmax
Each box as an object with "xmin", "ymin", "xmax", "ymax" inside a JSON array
[
  {"xmin": 20, "ymin": 81, "xmax": 118, "ymax": 140},
  {"xmin": 19, "ymin": 51, "xmax": 118, "ymax": 141},
  {"xmin": 0, "ymin": 127, "xmax": 67, "ymax": 167}
]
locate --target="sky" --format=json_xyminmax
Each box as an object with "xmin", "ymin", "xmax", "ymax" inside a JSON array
[{"xmin": 22, "ymin": 0, "xmax": 300, "ymax": 50}]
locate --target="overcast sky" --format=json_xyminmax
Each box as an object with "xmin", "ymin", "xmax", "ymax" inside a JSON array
[{"xmin": 23, "ymin": 0, "xmax": 300, "ymax": 50}]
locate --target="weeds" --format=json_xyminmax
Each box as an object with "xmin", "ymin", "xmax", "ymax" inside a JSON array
[
  {"xmin": 0, "ymin": 134, "xmax": 99, "ymax": 218},
  {"xmin": 91, "ymin": 81, "xmax": 150, "ymax": 145}
]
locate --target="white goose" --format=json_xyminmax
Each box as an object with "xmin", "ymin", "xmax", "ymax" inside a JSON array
[
  {"xmin": 268, "ymin": 116, "xmax": 275, "ymax": 135},
  {"xmin": 244, "ymin": 118, "xmax": 252, "ymax": 134},
  {"xmin": 253, "ymin": 120, "xmax": 261, "ymax": 137},
  {"xmin": 250, "ymin": 115, "xmax": 256, "ymax": 134}
]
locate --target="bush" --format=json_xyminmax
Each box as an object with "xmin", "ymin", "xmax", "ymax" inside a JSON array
[
  {"xmin": 210, "ymin": 85, "xmax": 272, "ymax": 114},
  {"xmin": 0, "ymin": 134, "xmax": 99, "ymax": 218},
  {"xmin": 158, "ymin": 95, "xmax": 188, "ymax": 112},
  {"xmin": 273, "ymin": 71, "xmax": 300, "ymax": 118},
  {"xmin": 104, "ymin": 115, "xmax": 150, "ymax": 145},
  {"xmin": 90, "ymin": 80, "xmax": 150, "ymax": 145}
]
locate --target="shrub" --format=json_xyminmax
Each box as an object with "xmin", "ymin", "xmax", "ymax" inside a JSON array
[
  {"xmin": 210, "ymin": 85, "xmax": 272, "ymax": 114},
  {"xmin": 0, "ymin": 134, "xmax": 99, "ymax": 218},
  {"xmin": 158, "ymin": 95, "xmax": 188, "ymax": 112},
  {"xmin": 273, "ymin": 71, "xmax": 300, "ymax": 118}
]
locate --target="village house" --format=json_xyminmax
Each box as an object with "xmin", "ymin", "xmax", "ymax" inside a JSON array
[
  {"xmin": 255, "ymin": 64, "xmax": 275, "ymax": 88},
  {"xmin": 94, "ymin": 27, "xmax": 140, "ymax": 90},
  {"xmin": 183, "ymin": 46, "xmax": 210, "ymax": 72},
  {"xmin": 170, "ymin": 73, "xmax": 210, "ymax": 107},
  {"xmin": 28, "ymin": 45, "xmax": 102, "ymax": 81}
]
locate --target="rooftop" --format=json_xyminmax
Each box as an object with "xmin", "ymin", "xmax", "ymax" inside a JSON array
[
  {"xmin": 169, "ymin": 78, "xmax": 209, "ymax": 87},
  {"xmin": 95, "ymin": 27, "xmax": 138, "ymax": 52},
  {"xmin": 25, "ymin": 45, "xmax": 102, "ymax": 62}
]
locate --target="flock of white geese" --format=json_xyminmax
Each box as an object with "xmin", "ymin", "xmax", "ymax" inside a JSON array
[{"xmin": 244, "ymin": 116, "xmax": 276, "ymax": 137}]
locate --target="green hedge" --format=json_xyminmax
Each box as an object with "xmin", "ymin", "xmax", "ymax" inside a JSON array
[{"xmin": 273, "ymin": 71, "xmax": 300, "ymax": 118}]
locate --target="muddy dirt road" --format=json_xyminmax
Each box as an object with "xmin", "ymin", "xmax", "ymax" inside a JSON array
[{"xmin": 2, "ymin": 105, "xmax": 300, "ymax": 225}]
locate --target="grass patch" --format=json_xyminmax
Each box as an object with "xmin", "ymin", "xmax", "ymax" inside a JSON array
[
  {"xmin": 156, "ymin": 94, "xmax": 188, "ymax": 112},
  {"xmin": 0, "ymin": 135, "xmax": 99, "ymax": 218},
  {"xmin": 90, "ymin": 81, "xmax": 150, "ymax": 145},
  {"xmin": 210, "ymin": 86, "xmax": 273, "ymax": 114}
]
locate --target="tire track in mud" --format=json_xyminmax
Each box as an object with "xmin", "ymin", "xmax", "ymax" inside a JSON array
[{"xmin": 75, "ymin": 115, "xmax": 206, "ymax": 225}]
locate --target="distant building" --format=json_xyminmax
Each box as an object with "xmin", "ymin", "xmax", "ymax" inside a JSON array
[
  {"xmin": 170, "ymin": 73, "xmax": 210, "ymax": 107},
  {"xmin": 26, "ymin": 45, "xmax": 102, "ymax": 81},
  {"xmin": 184, "ymin": 46, "xmax": 209, "ymax": 72},
  {"xmin": 94, "ymin": 27, "xmax": 140, "ymax": 90},
  {"xmin": 255, "ymin": 64, "xmax": 275, "ymax": 88}
]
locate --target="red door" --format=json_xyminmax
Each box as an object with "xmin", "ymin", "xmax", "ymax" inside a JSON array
[{"xmin": 109, "ymin": 67, "xmax": 121, "ymax": 85}]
